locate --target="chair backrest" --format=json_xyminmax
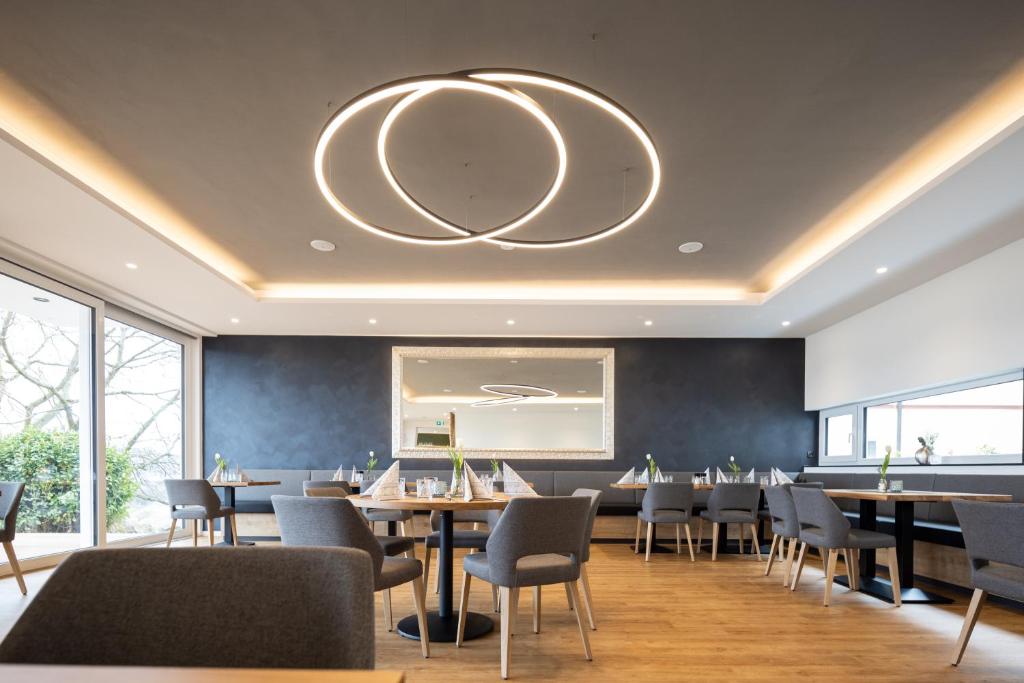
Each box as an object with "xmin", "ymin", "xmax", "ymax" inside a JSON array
[
  {"xmin": 707, "ymin": 483, "xmax": 760, "ymax": 515},
  {"xmin": 641, "ymin": 482, "xmax": 693, "ymax": 517},
  {"xmin": 272, "ymin": 495, "xmax": 383, "ymax": 578},
  {"xmin": 790, "ymin": 487, "xmax": 850, "ymax": 547},
  {"xmin": 764, "ymin": 482, "xmax": 824, "ymax": 537},
  {"xmin": 0, "ymin": 547, "xmax": 374, "ymax": 668},
  {"xmin": 485, "ymin": 496, "xmax": 590, "ymax": 587},
  {"xmin": 304, "ymin": 480, "xmax": 353, "ymax": 496},
  {"xmin": 0, "ymin": 482, "xmax": 26, "ymax": 543},
  {"xmin": 954, "ymin": 500, "xmax": 1024, "ymax": 571},
  {"xmin": 164, "ymin": 479, "xmax": 222, "ymax": 514},
  {"xmin": 572, "ymin": 488, "xmax": 603, "ymax": 563}
]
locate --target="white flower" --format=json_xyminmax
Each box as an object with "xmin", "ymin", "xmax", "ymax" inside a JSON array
[
  {"xmin": 646, "ymin": 453, "xmax": 652, "ymax": 460},
  {"xmin": 369, "ymin": 450, "xmax": 374, "ymax": 457},
  {"xmin": 729, "ymin": 456, "xmax": 735, "ymax": 462}
]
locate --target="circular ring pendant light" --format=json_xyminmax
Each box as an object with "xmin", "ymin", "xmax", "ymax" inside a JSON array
[{"xmin": 315, "ymin": 70, "xmax": 660, "ymax": 248}]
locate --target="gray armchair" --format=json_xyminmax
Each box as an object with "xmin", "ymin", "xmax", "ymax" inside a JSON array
[
  {"xmin": 635, "ymin": 482, "xmax": 695, "ymax": 562},
  {"xmin": 763, "ymin": 482, "xmax": 824, "ymax": 585},
  {"xmin": 164, "ymin": 479, "xmax": 237, "ymax": 547},
  {"xmin": 570, "ymin": 487, "xmax": 602, "ymax": 629},
  {"xmin": 950, "ymin": 501, "xmax": 1024, "ymax": 666},
  {"xmin": 698, "ymin": 483, "xmax": 761, "ymax": 561},
  {"xmin": 0, "ymin": 547, "xmax": 375, "ymax": 668},
  {"xmin": 304, "ymin": 480, "xmax": 352, "ymax": 496},
  {"xmin": 790, "ymin": 486, "xmax": 901, "ymax": 607},
  {"xmin": 302, "ymin": 481, "xmax": 413, "ymax": 559},
  {"xmin": 456, "ymin": 496, "xmax": 592, "ymax": 679},
  {"xmin": 0, "ymin": 482, "xmax": 27, "ymax": 595},
  {"xmin": 272, "ymin": 495, "xmax": 430, "ymax": 658},
  {"xmin": 423, "ymin": 509, "xmax": 495, "ymax": 594}
]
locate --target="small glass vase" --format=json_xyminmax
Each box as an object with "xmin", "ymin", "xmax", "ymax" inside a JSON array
[
  {"xmin": 877, "ymin": 478, "xmax": 889, "ymax": 492},
  {"xmin": 450, "ymin": 471, "xmax": 463, "ymax": 497}
]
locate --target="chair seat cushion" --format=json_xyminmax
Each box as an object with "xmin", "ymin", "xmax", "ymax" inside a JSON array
[
  {"xmin": 700, "ymin": 510, "xmax": 756, "ymax": 524},
  {"xmin": 801, "ymin": 527, "xmax": 896, "ymax": 549},
  {"xmin": 376, "ymin": 557, "xmax": 422, "ymax": 591},
  {"xmin": 172, "ymin": 506, "xmax": 233, "ymax": 520},
  {"xmin": 377, "ymin": 535, "xmax": 415, "ymax": 557},
  {"xmin": 463, "ymin": 552, "xmax": 577, "ymax": 587},
  {"xmin": 638, "ymin": 509, "xmax": 690, "ymax": 524},
  {"xmin": 974, "ymin": 563, "xmax": 1024, "ymax": 602},
  {"xmin": 365, "ymin": 509, "xmax": 413, "ymax": 522},
  {"xmin": 425, "ymin": 529, "xmax": 489, "ymax": 549}
]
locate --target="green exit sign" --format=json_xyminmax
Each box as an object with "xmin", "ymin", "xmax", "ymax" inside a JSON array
[{"xmin": 435, "ymin": 419, "xmax": 445, "ymax": 427}]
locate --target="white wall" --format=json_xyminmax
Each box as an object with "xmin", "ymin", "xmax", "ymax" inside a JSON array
[{"xmin": 805, "ymin": 237, "xmax": 1024, "ymax": 410}]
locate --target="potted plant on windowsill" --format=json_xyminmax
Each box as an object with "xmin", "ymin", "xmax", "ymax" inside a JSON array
[{"xmin": 877, "ymin": 447, "xmax": 892, "ymax": 491}]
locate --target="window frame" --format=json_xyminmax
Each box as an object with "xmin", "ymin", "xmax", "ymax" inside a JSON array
[{"xmin": 819, "ymin": 370, "xmax": 1024, "ymax": 467}]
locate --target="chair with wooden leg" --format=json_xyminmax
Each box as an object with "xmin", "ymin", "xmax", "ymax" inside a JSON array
[
  {"xmin": 763, "ymin": 483, "xmax": 824, "ymax": 586},
  {"xmin": 272, "ymin": 494, "xmax": 430, "ymax": 659},
  {"xmin": 455, "ymin": 496, "xmax": 592, "ymax": 679},
  {"xmin": 789, "ymin": 486, "xmax": 901, "ymax": 607},
  {"xmin": 565, "ymin": 488, "xmax": 602, "ymax": 629},
  {"xmin": 637, "ymin": 483, "xmax": 695, "ymax": 562},
  {"xmin": 423, "ymin": 509, "xmax": 494, "ymax": 603},
  {"xmin": 303, "ymin": 482, "xmax": 416, "ymax": 560},
  {"xmin": 950, "ymin": 501, "xmax": 1024, "ymax": 666},
  {"xmin": 163, "ymin": 479, "xmax": 238, "ymax": 547},
  {"xmin": 0, "ymin": 482, "xmax": 27, "ymax": 595},
  {"xmin": 698, "ymin": 483, "xmax": 761, "ymax": 562}
]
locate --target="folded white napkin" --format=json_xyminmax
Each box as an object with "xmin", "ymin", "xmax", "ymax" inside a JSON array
[
  {"xmin": 703, "ymin": 467, "xmax": 710, "ymax": 481},
  {"xmin": 332, "ymin": 465, "xmax": 347, "ymax": 482},
  {"xmin": 350, "ymin": 466, "xmax": 358, "ymax": 482},
  {"xmin": 715, "ymin": 467, "xmax": 727, "ymax": 482},
  {"xmin": 503, "ymin": 463, "xmax": 538, "ymax": 497},
  {"xmin": 771, "ymin": 467, "xmax": 794, "ymax": 486},
  {"xmin": 361, "ymin": 461, "xmax": 401, "ymax": 500},
  {"xmin": 745, "ymin": 467, "xmax": 756, "ymax": 483},
  {"xmin": 615, "ymin": 468, "xmax": 636, "ymax": 485},
  {"xmin": 654, "ymin": 467, "xmax": 665, "ymax": 483},
  {"xmin": 463, "ymin": 463, "xmax": 489, "ymax": 501},
  {"xmin": 638, "ymin": 468, "xmax": 649, "ymax": 484},
  {"xmin": 207, "ymin": 467, "xmax": 224, "ymax": 483}
]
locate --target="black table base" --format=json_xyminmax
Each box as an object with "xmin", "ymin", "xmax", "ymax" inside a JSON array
[
  {"xmin": 833, "ymin": 576, "xmax": 951, "ymax": 604},
  {"xmin": 215, "ymin": 486, "xmax": 254, "ymax": 546},
  {"xmin": 397, "ymin": 611, "xmax": 493, "ymax": 643}
]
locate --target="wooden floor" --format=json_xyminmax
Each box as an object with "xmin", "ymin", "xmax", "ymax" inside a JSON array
[{"xmin": 2, "ymin": 534, "xmax": 1024, "ymax": 681}]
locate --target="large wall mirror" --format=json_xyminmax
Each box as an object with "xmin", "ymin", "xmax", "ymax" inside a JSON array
[{"xmin": 393, "ymin": 346, "xmax": 614, "ymax": 460}]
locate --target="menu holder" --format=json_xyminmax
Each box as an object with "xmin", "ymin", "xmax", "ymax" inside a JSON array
[
  {"xmin": 502, "ymin": 463, "xmax": 538, "ymax": 497},
  {"xmin": 361, "ymin": 461, "xmax": 402, "ymax": 500},
  {"xmin": 463, "ymin": 463, "xmax": 490, "ymax": 501},
  {"xmin": 615, "ymin": 468, "xmax": 636, "ymax": 485}
]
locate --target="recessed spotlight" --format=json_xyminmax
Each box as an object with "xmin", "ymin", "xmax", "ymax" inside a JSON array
[
  {"xmin": 32, "ymin": 296, "xmax": 50, "ymax": 303},
  {"xmin": 573, "ymin": 406, "xmax": 579, "ymax": 412},
  {"xmin": 506, "ymin": 319, "xmax": 516, "ymax": 326},
  {"xmin": 500, "ymin": 244, "xmax": 515, "ymax": 251},
  {"xmin": 368, "ymin": 318, "xmax": 377, "ymax": 324},
  {"xmin": 417, "ymin": 359, "xmax": 429, "ymax": 364},
  {"xmin": 451, "ymin": 407, "xmax": 457, "ymax": 412},
  {"xmin": 644, "ymin": 320, "xmax": 653, "ymax": 326},
  {"xmin": 125, "ymin": 262, "xmax": 138, "ymax": 270},
  {"xmin": 678, "ymin": 241, "xmax": 704, "ymax": 254},
  {"xmin": 512, "ymin": 407, "xmax": 518, "ymax": 412},
  {"xmin": 781, "ymin": 321, "xmax": 791, "ymax": 327},
  {"xmin": 576, "ymin": 389, "xmax": 587, "ymax": 394},
  {"xmin": 443, "ymin": 388, "xmax": 452, "ymax": 393},
  {"xmin": 310, "ymin": 239, "xmax": 336, "ymax": 252},
  {"xmin": 875, "ymin": 266, "xmax": 889, "ymax": 275},
  {"xmin": 510, "ymin": 360, "xmax": 519, "ymax": 364},
  {"xmin": 230, "ymin": 318, "xmax": 240, "ymax": 324}
]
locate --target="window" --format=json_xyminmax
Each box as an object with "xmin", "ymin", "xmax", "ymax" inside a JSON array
[
  {"xmin": 820, "ymin": 373, "xmax": 1024, "ymax": 465},
  {"xmin": 820, "ymin": 406, "xmax": 858, "ymax": 461}
]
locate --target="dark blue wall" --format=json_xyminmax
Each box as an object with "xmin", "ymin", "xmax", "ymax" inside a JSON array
[{"xmin": 203, "ymin": 337, "xmax": 817, "ymax": 473}]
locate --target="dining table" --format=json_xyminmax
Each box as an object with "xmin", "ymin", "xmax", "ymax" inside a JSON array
[
  {"xmin": 209, "ymin": 480, "xmax": 280, "ymax": 545},
  {"xmin": 0, "ymin": 665, "xmax": 403, "ymax": 683},
  {"xmin": 823, "ymin": 489, "xmax": 1012, "ymax": 604},
  {"xmin": 347, "ymin": 492, "xmax": 511, "ymax": 643}
]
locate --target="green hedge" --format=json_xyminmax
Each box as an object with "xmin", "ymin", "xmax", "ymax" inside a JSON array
[{"xmin": 0, "ymin": 428, "xmax": 136, "ymax": 532}]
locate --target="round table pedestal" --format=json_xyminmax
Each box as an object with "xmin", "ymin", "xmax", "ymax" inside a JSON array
[{"xmin": 397, "ymin": 611, "xmax": 494, "ymax": 643}]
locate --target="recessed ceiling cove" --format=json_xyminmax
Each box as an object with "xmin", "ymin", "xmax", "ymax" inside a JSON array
[{"xmin": 315, "ymin": 70, "xmax": 659, "ymax": 248}]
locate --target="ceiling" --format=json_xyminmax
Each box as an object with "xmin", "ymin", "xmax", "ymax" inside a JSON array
[{"xmin": 1, "ymin": 1, "xmax": 1024, "ymax": 337}]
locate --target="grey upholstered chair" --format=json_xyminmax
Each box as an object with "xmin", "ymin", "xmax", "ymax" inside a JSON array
[
  {"xmin": 366, "ymin": 507, "xmax": 415, "ymax": 540},
  {"xmin": 0, "ymin": 482, "xmax": 27, "ymax": 595},
  {"xmin": 789, "ymin": 486, "xmax": 901, "ymax": 607},
  {"xmin": 950, "ymin": 501, "xmax": 1024, "ymax": 666},
  {"xmin": 635, "ymin": 482, "xmax": 695, "ymax": 562},
  {"xmin": 0, "ymin": 547, "xmax": 375, "ymax": 668},
  {"xmin": 763, "ymin": 482, "xmax": 824, "ymax": 585},
  {"xmin": 272, "ymin": 495, "xmax": 430, "ymax": 658},
  {"xmin": 456, "ymin": 496, "xmax": 593, "ymax": 679},
  {"xmin": 569, "ymin": 487, "xmax": 602, "ymax": 629},
  {"xmin": 304, "ymin": 479, "xmax": 353, "ymax": 496},
  {"xmin": 423, "ymin": 509, "xmax": 494, "ymax": 594},
  {"xmin": 697, "ymin": 483, "xmax": 762, "ymax": 561},
  {"xmin": 302, "ymin": 484, "xmax": 415, "ymax": 560},
  {"xmin": 164, "ymin": 479, "xmax": 237, "ymax": 547}
]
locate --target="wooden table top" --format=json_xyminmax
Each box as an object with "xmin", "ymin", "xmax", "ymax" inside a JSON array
[
  {"xmin": 209, "ymin": 480, "xmax": 281, "ymax": 488},
  {"xmin": 824, "ymin": 488, "xmax": 1013, "ymax": 503},
  {"xmin": 0, "ymin": 665, "xmax": 403, "ymax": 683},
  {"xmin": 346, "ymin": 492, "xmax": 512, "ymax": 511}
]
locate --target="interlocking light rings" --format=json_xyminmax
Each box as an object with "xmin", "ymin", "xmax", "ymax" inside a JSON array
[
  {"xmin": 470, "ymin": 383, "xmax": 558, "ymax": 408},
  {"xmin": 316, "ymin": 70, "xmax": 660, "ymax": 248}
]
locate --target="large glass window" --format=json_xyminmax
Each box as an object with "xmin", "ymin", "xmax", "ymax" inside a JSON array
[
  {"xmin": 104, "ymin": 318, "xmax": 184, "ymax": 539},
  {"xmin": 0, "ymin": 272, "xmax": 96, "ymax": 559},
  {"xmin": 824, "ymin": 413, "xmax": 854, "ymax": 457}
]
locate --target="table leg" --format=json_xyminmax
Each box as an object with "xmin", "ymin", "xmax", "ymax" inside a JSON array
[
  {"xmin": 398, "ymin": 509, "xmax": 494, "ymax": 642},
  {"xmin": 387, "ymin": 520, "xmax": 397, "ymax": 537},
  {"xmin": 216, "ymin": 487, "xmax": 253, "ymax": 547},
  {"xmin": 859, "ymin": 499, "xmax": 877, "ymax": 581}
]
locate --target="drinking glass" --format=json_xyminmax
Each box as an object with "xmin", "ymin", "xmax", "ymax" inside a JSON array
[
  {"xmin": 398, "ymin": 478, "xmax": 407, "ymax": 497},
  {"xmin": 416, "ymin": 478, "xmax": 427, "ymax": 498},
  {"xmin": 890, "ymin": 480, "xmax": 904, "ymax": 493},
  {"xmin": 666, "ymin": 475, "xmax": 673, "ymax": 482}
]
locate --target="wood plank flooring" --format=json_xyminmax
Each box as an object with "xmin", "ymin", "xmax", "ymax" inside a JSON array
[{"xmin": 2, "ymin": 531, "xmax": 1024, "ymax": 681}]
